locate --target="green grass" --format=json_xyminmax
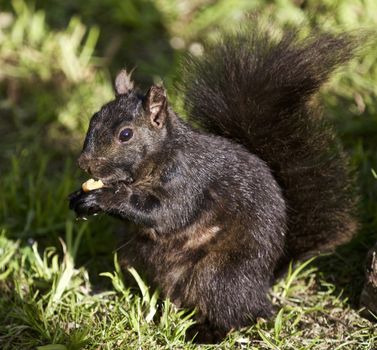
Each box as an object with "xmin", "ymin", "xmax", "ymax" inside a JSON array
[{"xmin": 1, "ymin": 0, "xmax": 377, "ymax": 349}]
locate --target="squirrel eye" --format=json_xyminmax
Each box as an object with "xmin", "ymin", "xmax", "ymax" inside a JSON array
[{"xmin": 119, "ymin": 128, "xmax": 133, "ymax": 142}]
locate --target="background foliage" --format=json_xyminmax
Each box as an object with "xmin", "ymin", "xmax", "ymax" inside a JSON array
[{"xmin": 0, "ymin": 0, "xmax": 376, "ymax": 349}]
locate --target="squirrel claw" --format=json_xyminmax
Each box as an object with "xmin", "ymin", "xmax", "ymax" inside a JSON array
[{"xmin": 69, "ymin": 189, "xmax": 103, "ymax": 217}]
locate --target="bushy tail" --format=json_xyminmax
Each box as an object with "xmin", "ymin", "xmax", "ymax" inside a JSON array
[{"xmin": 180, "ymin": 25, "xmax": 358, "ymax": 260}]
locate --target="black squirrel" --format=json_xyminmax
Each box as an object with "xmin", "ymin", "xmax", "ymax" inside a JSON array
[{"xmin": 69, "ymin": 25, "xmax": 358, "ymax": 341}]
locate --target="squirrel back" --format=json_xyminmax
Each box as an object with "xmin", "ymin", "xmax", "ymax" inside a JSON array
[{"xmin": 180, "ymin": 26, "xmax": 358, "ymax": 261}]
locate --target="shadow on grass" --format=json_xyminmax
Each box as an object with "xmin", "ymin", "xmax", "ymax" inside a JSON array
[
  {"xmin": 314, "ymin": 237, "xmax": 374, "ymax": 307},
  {"xmin": 313, "ymin": 108, "xmax": 377, "ymax": 309}
]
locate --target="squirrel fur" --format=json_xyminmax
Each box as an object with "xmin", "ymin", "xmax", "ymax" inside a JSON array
[{"xmin": 69, "ymin": 24, "xmax": 358, "ymax": 341}]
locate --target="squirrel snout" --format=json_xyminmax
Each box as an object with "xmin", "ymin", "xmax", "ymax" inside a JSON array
[{"xmin": 77, "ymin": 153, "xmax": 93, "ymax": 175}]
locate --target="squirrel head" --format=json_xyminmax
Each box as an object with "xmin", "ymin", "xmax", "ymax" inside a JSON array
[{"xmin": 77, "ymin": 69, "xmax": 170, "ymax": 185}]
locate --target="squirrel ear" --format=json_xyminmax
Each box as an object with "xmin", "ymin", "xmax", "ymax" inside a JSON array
[
  {"xmin": 115, "ymin": 69, "xmax": 134, "ymax": 96},
  {"xmin": 143, "ymin": 85, "xmax": 167, "ymax": 129}
]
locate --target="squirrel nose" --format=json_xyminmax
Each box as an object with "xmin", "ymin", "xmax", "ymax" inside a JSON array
[{"xmin": 77, "ymin": 153, "xmax": 93, "ymax": 175}]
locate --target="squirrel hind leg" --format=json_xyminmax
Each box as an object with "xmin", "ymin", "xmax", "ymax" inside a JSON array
[
  {"xmin": 185, "ymin": 320, "xmax": 227, "ymax": 344},
  {"xmin": 184, "ymin": 254, "xmax": 276, "ymax": 337}
]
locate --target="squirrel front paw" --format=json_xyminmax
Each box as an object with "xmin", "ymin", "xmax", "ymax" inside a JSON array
[{"xmin": 68, "ymin": 188, "xmax": 109, "ymax": 217}]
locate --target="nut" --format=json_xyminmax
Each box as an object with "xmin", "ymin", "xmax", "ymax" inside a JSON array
[{"xmin": 82, "ymin": 179, "xmax": 104, "ymax": 192}]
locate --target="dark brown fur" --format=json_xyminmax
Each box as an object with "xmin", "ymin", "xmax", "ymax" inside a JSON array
[
  {"xmin": 69, "ymin": 25, "xmax": 358, "ymax": 342},
  {"xmin": 180, "ymin": 28, "xmax": 359, "ymax": 261}
]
